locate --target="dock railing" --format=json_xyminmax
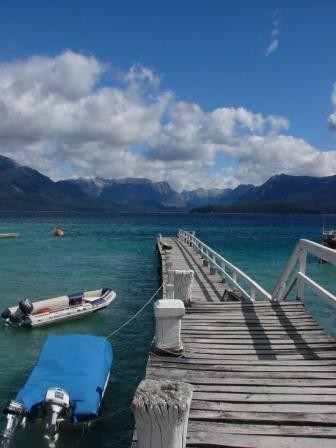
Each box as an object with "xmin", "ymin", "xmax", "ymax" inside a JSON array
[
  {"xmin": 178, "ymin": 230, "xmax": 336, "ymax": 307},
  {"xmin": 271, "ymin": 239, "xmax": 336, "ymax": 306},
  {"xmin": 178, "ymin": 229, "xmax": 271, "ymax": 302}
]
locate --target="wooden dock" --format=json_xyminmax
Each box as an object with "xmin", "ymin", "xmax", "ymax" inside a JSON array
[{"xmin": 133, "ymin": 235, "xmax": 336, "ymax": 448}]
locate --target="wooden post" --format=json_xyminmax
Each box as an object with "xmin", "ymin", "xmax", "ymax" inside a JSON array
[
  {"xmin": 202, "ymin": 259, "xmax": 208, "ymax": 267},
  {"xmin": 209, "ymin": 266, "xmax": 216, "ymax": 275},
  {"xmin": 132, "ymin": 379, "xmax": 193, "ymax": 448},
  {"xmin": 297, "ymin": 249, "xmax": 307, "ymax": 301},
  {"xmin": 166, "ymin": 283, "xmax": 174, "ymax": 300},
  {"xmin": 154, "ymin": 299, "xmax": 185, "ymax": 355},
  {"xmin": 173, "ymin": 270, "xmax": 194, "ymax": 306},
  {"xmin": 166, "ymin": 260, "xmax": 173, "ymax": 273}
]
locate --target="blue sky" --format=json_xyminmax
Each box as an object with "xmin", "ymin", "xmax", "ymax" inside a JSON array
[{"xmin": 0, "ymin": 0, "xmax": 335, "ymax": 190}]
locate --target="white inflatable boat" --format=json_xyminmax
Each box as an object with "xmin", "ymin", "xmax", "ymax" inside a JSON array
[{"xmin": 1, "ymin": 288, "xmax": 116, "ymax": 328}]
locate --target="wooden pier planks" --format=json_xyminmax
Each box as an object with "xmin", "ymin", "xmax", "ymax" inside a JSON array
[{"xmin": 133, "ymin": 236, "xmax": 336, "ymax": 447}]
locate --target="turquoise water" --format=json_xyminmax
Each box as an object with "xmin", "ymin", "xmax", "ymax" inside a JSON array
[{"xmin": 0, "ymin": 212, "xmax": 336, "ymax": 448}]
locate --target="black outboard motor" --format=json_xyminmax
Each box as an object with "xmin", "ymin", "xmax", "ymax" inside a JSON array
[
  {"xmin": 18, "ymin": 299, "xmax": 33, "ymax": 316},
  {"xmin": 1, "ymin": 309, "xmax": 12, "ymax": 320},
  {"xmin": 1, "ymin": 400, "xmax": 28, "ymax": 447}
]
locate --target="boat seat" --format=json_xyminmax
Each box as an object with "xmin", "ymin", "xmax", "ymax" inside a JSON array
[{"xmin": 68, "ymin": 292, "xmax": 83, "ymax": 306}]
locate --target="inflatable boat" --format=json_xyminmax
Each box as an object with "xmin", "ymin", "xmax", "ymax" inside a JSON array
[{"xmin": 1, "ymin": 288, "xmax": 116, "ymax": 328}]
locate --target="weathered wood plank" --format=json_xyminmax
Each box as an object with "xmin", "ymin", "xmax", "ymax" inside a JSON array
[
  {"xmin": 150, "ymin": 354, "xmax": 336, "ymax": 366},
  {"xmin": 147, "ymin": 372, "xmax": 336, "ymax": 387},
  {"xmin": 191, "ymin": 391, "xmax": 336, "ymax": 403},
  {"xmin": 186, "ymin": 432, "xmax": 336, "ymax": 448},
  {"xmin": 190, "ymin": 384, "xmax": 336, "ymax": 394},
  {"xmin": 187, "ymin": 420, "xmax": 336, "ymax": 436},
  {"xmin": 188, "ymin": 409, "xmax": 336, "ymax": 425},
  {"xmin": 150, "ymin": 361, "xmax": 336, "ymax": 372},
  {"xmin": 147, "ymin": 366, "xmax": 336, "ymax": 379},
  {"xmin": 190, "ymin": 400, "xmax": 336, "ymax": 413}
]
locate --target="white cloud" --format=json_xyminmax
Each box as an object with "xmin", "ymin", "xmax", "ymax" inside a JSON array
[
  {"xmin": 264, "ymin": 11, "xmax": 280, "ymax": 57},
  {"xmin": 328, "ymin": 82, "xmax": 336, "ymax": 130},
  {"xmin": 265, "ymin": 39, "xmax": 279, "ymax": 57},
  {"xmin": 146, "ymin": 103, "xmax": 289, "ymax": 163},
  {"xmin": 0, "ymin": 50, "xmax": 335, "ymax": 192}
]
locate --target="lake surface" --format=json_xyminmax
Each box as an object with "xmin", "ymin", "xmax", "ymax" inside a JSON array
[{"xmin": 0, "ymin": 212, "xmax": 335, "ymax": 448}]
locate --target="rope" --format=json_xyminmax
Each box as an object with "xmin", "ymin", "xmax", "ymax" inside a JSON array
[
  {"xmin": 88, "ymin": 406, "xmax": 130, "ymax": 424},
  {"xmin": 150, "ymin": 348, "xmax": 185, "ymax": 358},
  {"xmin": 106, "ymin": 284, "xmax": 163, "ymax": 339}
]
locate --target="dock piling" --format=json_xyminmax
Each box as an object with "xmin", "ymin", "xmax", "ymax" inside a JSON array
[
  {"xmin": 153, "ymin": 299, "xmax": 185, "ymax": 355},
  {"xmin": 132, "ymin": 379, "xmax": 193, "ymax": 448},
  {"xmin": 172, "ymin": 270, "xmax": 194, "ymax": 306}
]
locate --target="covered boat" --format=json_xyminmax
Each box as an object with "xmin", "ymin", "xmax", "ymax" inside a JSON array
[
  {"xmin": 1, "ymin": 334, "xmax": 113, "ymax": 447},
  {"xmin": 323, "ymin": 229, "xmax": 336, "ymax": 250},
  {"xmin": 1, "ymin": 288, "xmax": 116, "ymax": 328}
]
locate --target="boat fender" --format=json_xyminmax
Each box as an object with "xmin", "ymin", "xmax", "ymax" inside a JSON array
[
  {"xmin": 20, "ymin": 316, "xmax": 32, "ymax": 328},
  {"xmin": 1, "ymin": 308, "xmax": 12, "ymax": 319},
  {"xmin": 18, "ymin": 299, "xmax": 33, "ymax": 316}
]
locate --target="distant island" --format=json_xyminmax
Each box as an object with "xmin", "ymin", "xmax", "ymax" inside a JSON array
[
  {"xmin": 191, "ymin": 203, "xmax": 336, "ymax": 214},
  {"xmin": 0, "ymin": 154, "xmax": 336, "ymax": 212}
]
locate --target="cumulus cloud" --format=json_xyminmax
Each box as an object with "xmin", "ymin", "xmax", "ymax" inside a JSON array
[
  {"xmin": 264, "ymin": 11, "xmax": 280, "ymax": 57},
  {"xmin": 0, "ymin": 50, "xmax": 335, "ymax": 192},
  {"xmin": 0, "ymin": 50, "xmax": 170, "ymax": 154}
]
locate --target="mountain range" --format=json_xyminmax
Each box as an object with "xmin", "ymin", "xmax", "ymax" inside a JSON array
[{"xmin": 0, "ymin": 154, "xmax": 335, "ymax": 212}]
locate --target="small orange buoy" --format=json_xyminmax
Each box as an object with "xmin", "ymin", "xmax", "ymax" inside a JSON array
[{"xmin": 54, "ymin": 228, "xmax": 64, "ymax": 237}]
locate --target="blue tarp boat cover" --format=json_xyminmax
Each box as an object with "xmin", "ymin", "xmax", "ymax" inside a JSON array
[{"xmin": 15, "ymin": 334, "xmax": 113, "ymax": 423}]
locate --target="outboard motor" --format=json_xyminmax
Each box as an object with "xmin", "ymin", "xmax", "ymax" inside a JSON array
[
  {"xmin": 43, "ymin": 388, "xmax": 70, "ymax": 448},
  {"xmin": 1, "ymin": 400, "xmax": 27, "ymax": 447},
  {"xmin": 18, "ymin": 299, "xmax": 33, "ymax": 316},
  {"xmin": 0, "ymin": 309, "xmax": 12, "ymax": 320}
]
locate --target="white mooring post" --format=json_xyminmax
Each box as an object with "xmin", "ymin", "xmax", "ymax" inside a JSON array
[
  {"xmin": 154, "ymin": 299, "xmax": 185, "ymax": 355},
  {"xmin": 173, "ymin": 270, "xmax": 194, "ymax": 306},
  {"xmin": 132, "ymin": 379, "xmax": 193, "ymax": 448}
]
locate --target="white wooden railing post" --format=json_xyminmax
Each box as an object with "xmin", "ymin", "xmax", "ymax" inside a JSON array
[
  {"xmin": 166, "ymin": 260, "xmax": 173, "ymax": 273},
  {"xmin": 154, "ymin": 299, "xmax": 185, "ymax": 355},
  {"xmin": 166, "ymin": 283, "xmax": 174, "ymax": 300},
  {"xmin": 166, "ymin": 270, "xmax": 175, "ymax": 300},
  {"xmin": 132, "ymin": 379, "xmax": 193, "ymax": 448},
  {"xmin": 296, "ymin": 249, "xmax": 307, "ymax": 301},
  {"xmin": 190, "ymin": 231, "xmax": 195, "ymax": 248}
]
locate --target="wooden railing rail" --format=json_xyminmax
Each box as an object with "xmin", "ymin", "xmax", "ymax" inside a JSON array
[
  {"xmin": 178, "ymin": 231, "xmax": 336, "ymax": 307},
  {"xmin": 271, "ymin": 239, "xmax": 336, "ymax": 305},
  {"xmin": 178, "ymin": 229, "xmax": 271, "ymax": 302}
]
